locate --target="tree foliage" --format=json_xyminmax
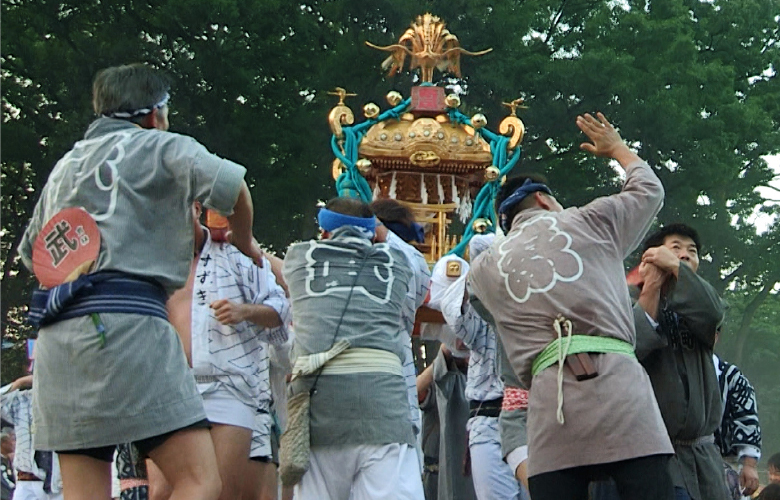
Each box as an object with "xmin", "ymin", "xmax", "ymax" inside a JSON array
[{"xmin": 2, "ymin": 0, "xmax": 779, "ymax": 465}]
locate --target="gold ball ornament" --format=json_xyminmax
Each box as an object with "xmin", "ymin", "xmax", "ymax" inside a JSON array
[
  {"xmin": 471, "ymin": 113, "xmax": 487, "ymax": 129},
  {"xmin": 386, "ymin": 91, "xmax": 403, "ymax": 106},
  {"xmin": 331, "ymin": 159, "xmax": 346, "ymax": 180},
  {"xmin": 472, "ymin": 218, "xmax": 490, "ymax": 233},
  {"xmin": 363, "ymin": 103, "xmax": 380, "ymax": 119},
  {"xmin": 355, "ymin": 158, "xmax": 372, "ymax": 174},
  {"xmin": 484, "ymin": 166, "xmax": 500, "ymax": 182},
  {"xmin": 445, "ymin": 94, "xmax": 461, "ymax": 108}
]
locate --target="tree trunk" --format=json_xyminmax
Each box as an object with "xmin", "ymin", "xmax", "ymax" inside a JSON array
[{"xmin": 733, "ymin": 279, "xmax": 777, "ymax": 365}]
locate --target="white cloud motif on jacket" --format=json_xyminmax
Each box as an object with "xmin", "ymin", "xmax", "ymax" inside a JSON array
[{"xmin": 497, "ymin": 214, "xmax": 583, "ymax": 303}]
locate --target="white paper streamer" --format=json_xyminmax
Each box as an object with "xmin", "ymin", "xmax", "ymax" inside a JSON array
[
  {"xmin": 457, "ymin": 187, "xmax": 472, "ymax": 224},
  {"xmin": 420, "ymin": 173, "xmax": 428, "ymax": 204},
  {"xmin": 389, "ymin": 172, "xmax": 397, "ymax": 199},
  {"xmin": 436, "ymin": 174, "xmax": 446, "ymax": 204},
  {"xmin": 451, "ymin": 175, "xmax": 461, "ymax": 207}
]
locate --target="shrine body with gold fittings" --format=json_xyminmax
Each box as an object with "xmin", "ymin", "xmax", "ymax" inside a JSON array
[{"xmin": 328, "ymin": 13, "xmax": 527, "ymax": 264}]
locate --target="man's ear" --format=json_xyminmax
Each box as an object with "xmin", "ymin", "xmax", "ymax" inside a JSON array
[
  {"xmin": 534, "ymin": 191, "xmax": 550, "ymax": 210},
  {"xmin": 139, "ymin": 112, "xmax": 156, "ymax": 129}
]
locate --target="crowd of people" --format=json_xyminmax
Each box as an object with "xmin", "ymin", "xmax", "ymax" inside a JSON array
[{"xmin": 1, "ymin": 62, "xmax": 778, "ymax": 500}]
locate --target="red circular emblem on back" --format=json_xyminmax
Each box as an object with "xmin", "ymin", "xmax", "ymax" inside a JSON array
[{"xmin": 32, "ymin": 207, "xmax": 101, "ymax": 288}]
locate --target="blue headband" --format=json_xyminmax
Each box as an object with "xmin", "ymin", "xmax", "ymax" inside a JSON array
[
  {"xmin": 498, "ymin": 178, "xmax": 553, "ymax": 232},
  {"xmin": 384, "ymin": 221, "xmax": 425, "ymax": 244},
  {"xmin": 318, "ymin": 208, "xmax": 376, "ymax": 237}
]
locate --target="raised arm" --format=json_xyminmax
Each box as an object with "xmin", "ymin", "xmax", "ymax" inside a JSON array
[
  {"xmin": 576, "ymin": 113, "xmax": 665, "ymax": 258},
  {"xmin": 577, "ymin": 112, "xmax": 641, "ymax": 169},
  {"xmin": 665, "ymin": 264, "xmax": 724, "ymax": 348}
]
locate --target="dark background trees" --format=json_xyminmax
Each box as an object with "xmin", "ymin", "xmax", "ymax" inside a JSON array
[{"xmin": 2, "ymin": 0, "xmax": 779, "ymax": 468}]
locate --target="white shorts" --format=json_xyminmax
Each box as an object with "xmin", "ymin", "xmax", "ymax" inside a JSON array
[
  {"xmin": 295, "ymin": 443, "xmax": 424, "ymax": 500},
  {"xmin": 199, "ymin": 385, "xmax": 256, "ymax": 431},
  {"xmin": 13, "ymin": 480, "xmax": 63, "ymax": 500},
  {"xmin": 250, "ymin": 409, "xmax": 274, "ymax": 460}
]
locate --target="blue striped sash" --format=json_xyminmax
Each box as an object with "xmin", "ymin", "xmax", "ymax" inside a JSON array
[{"xmin": 28, "ymin": 271, "xmax": 168, "ymax": 327}]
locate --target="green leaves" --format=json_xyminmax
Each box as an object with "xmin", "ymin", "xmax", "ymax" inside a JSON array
[{"xmin": 2, "ymin": 0, "xmax": 779, "ymax": 452}]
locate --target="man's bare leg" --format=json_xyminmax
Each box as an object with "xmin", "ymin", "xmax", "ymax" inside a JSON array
[
  {"xmin": 147, "ymin": 427, "xmax": 221, "ymax": 500},
  {"xmin": 59, "ymin": 454, "xmax": 112, "ymax": 500},
  {"xmin": 242, "ymin": 459, "xmax": 277, "ymax": 500},
  {"xmin": 147, "ymin": 459, "xmax": 173, "ymax": 500},
  {"xmin": 209, "ymin": 423, "xmax": 252, "ymax": 500}
]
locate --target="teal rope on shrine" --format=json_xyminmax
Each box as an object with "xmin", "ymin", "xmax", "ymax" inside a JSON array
[
  {"xmin": 446, "ymin": 108, "xmax": 522, "ymax": 257},
  {"xmin": 332, "ymin": 97, "xmax": 413, "ymax": 202},
  {"xmin": 329, "ymin": 96, "xmax": 523, "ymax": 257}
]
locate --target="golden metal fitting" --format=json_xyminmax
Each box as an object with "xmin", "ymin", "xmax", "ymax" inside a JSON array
[
  {"xmin": 356, "ymin": 158, "xmax": 372, "ymax": 174},
  {"xmin": 331, "ymin": 159, "xmax": 346, "ymax": 180},
  {"xmin": 472, "ymin": 218, "xmax": 490, "ymax": 233},
  {"xmin": 471, "ymin": 113, "xmax": 487, "ymax": 129},
  {"xmin": 499, "ymin": 116, "xmax": 525, "ymax": 148},
  {"xmin": 485, "ymin": 166, "xmax": 500, "ymax": 181},
  {"xmin": 445, "ymin": 94, "xmax": 461, "ymax": 108},
  {"xmin": 363, "ymin": 103, "xmax": 380, "ymax": 119},
  {"xmin": 386, "ymin": 91, "xmax": 403, "ymax": 106}
]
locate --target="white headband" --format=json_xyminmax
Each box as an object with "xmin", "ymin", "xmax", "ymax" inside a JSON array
[{"xmin": 104, "ymin": 93, "xmax": 170, "ymax": 119}]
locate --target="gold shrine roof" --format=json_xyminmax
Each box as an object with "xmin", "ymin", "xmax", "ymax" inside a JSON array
[{"xmin": 359, "ymin": 115, "xmax": 492, "ymax": 174}]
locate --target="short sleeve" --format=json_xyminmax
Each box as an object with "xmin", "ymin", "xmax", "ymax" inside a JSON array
[{"xmin": 190, "ymin": 148, "xmax": 246, "ymax": 215}]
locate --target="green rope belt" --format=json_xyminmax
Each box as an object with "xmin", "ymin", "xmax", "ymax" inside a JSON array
[{"xmin": 532, "ymin": 335, "xmax": 636, "ymax": 377}]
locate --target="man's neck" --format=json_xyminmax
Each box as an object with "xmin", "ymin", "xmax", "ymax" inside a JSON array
[{"xmin": 194, "ymin": 227, "xmax": 208, "ymax": 258}]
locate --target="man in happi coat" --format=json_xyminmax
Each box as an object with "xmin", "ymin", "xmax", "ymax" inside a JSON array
[
  {"xmin": 1, "ymin": 376, "xmax": 62, "ymax": 500},
  {"xmin": 371, "ymin": 198, "xmax": 431, "ymax": 467},
  {"xmin": 18, "ymin": 63, "xmax": 261, "ymax": 499},
  {"xmin": 715, "ymin": 354, "xmax": 762, "ymax": 499},
  {"xmin": 417, "ymin": 345, "xmax": 476, "ymax": 500},
  {"xmin": 634, "ymin": 223, "xmax": 729, "ymax": 500},
  {"xmin": 436, "ymin": 236, "xmax": 527, "ymax": 500},
  {"xmin": 166, "ymin": 204, "xmax": 290, "ymax": 500},
  {"xmin": 468, "ymin": 113, "xmax": 674, "ymax": 500},
  {"xmin": 282, "ymin": 197, "xmax": 424, "ymax": 500},
  {"xmin": 466, "ymin": 254, "xmax": 531, "ymax": 494}
]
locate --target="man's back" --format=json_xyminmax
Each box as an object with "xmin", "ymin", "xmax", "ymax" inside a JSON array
[
  {"xmin": 469, "ymin": 159, "xmax": 671, "ymax": 477},
  {"xmin": 19, "ymin": 117, "xmax": 246, "ymax": 295},
  {"xmin": 283, "ymin": 226, "xmax": 415, "ymax": 448}
]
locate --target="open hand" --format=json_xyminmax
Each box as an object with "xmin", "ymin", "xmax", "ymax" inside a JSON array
[{"xmin": 577, "ymin": 112, "xmax": 626, "ymax": 158}]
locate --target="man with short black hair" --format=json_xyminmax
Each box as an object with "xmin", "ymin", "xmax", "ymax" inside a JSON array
[
  {"xmin": 768, "ymin": 453, "xmax": 780, "ymax": 484},
  {"xmin": 715, "ymin": 354, "xmax": 761, "ymax": 498},
  {"xmin": 634, "ymin": 223, "xmax": 728, "ymax": 500},
  {"xmin": 371, "ymin": 198, "xmax": 430, "ymax": 466},
  {"xmin": 469, "ymin": 113, "xmax": 674, "ymax": 500},
  {"xmin": 18, "ymin": 62, "xmax": 261, "ymax": 500},
  {"xmin": 165, "ymin": 203, "xmax": 290, "ymax": 500}
]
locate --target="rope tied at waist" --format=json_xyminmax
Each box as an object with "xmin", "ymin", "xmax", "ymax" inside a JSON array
[
  {"xmin": 291, "ymin": 341, "xmax": 403, "ymax": 380},
  {"xmin": 28, "ymin": 271, "xmax": 168, "ymax": 328},
  {"xmin": 532, "ymin": 315, "xmax": 637, "ymax": 425}
]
